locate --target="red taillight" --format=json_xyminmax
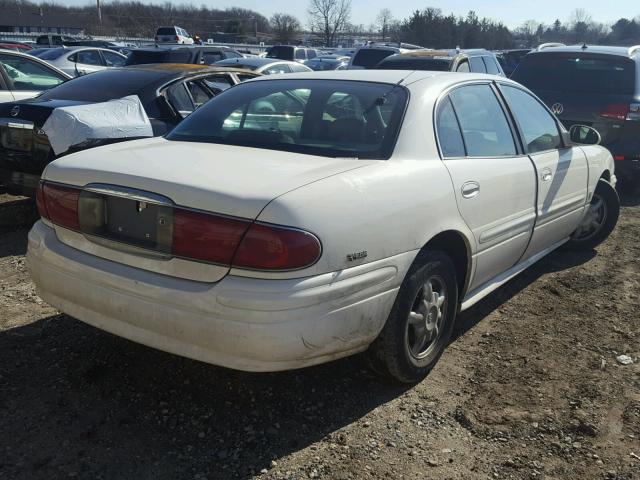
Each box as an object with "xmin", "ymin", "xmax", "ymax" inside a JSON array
[
  {"xmin": 232, "ymin": 223, "xmax": 321, "ymax": 271},
  {"xmin": 614, "ymin": 155, "xmax": 625, "ymax": 161},
  {"xmin": 35, "ymin": 182, "xmax": 48, "ymax": 219},
  {"xmin": 175, "ymin": 36, "xmax": 179, "ymax": 41},
  {"xmin": 41, "ymin": 182, "xmax": 80, "ymax": 230},
  {"xmin": 600, "ymin": 104, "xmax": 629, "ymax": 121},
  {"xmin": 172, "ymin": 209, "xmax": 250, "ymax": 265}
]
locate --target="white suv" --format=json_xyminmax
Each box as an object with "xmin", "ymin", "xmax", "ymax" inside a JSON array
[{"xmin": 155, "ymin": 26, "xmax": 194, "ymax": 45}]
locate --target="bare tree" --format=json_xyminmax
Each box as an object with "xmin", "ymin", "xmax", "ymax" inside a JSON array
[
  {"xmin": 270, "ymin": 13, "xmax": 300, "ymax": 44},
  {"xmin": 307, "ymin": 0, "xmax": 351, "ymax": 47},
  {"xmin": 376, "ymin": 8, "xmax": 393, "ymax": 41}
]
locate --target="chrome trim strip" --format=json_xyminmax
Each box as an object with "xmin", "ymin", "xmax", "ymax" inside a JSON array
[
  {"xmin": 0, "ymin": 118, "xmax": 34, "ymax": 130},
  {"xmin": 83, "ymin": 183, "xmax": 174, "ymax": 206}
]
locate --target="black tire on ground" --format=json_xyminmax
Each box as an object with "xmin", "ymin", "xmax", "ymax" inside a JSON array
[
  {"xmin": 367, "ymin": 251, "xmax": 458, "ymax": 383},
  {"xmin": 566, "ymin": 179, "xmax": 620, "ymax": 251}
]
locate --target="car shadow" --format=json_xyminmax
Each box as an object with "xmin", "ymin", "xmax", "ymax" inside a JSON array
[
  {"xmin": 619, "ymin": 189, "xmax": 640, "ymax": 207},
  {"xmin": 454, "ymin": 247, "xmax": 596, "ymax": 339},
  {"xmin": 0, "ymin": 313, "xmax": 411, "ymax": 480}
]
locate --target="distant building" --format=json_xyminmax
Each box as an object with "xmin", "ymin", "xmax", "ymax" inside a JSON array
[{"xmin": 0, "ymin": 11, "xmax": 84, "ymax": 35}]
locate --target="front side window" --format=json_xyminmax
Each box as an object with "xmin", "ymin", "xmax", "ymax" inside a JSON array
[
  {"xmin": 202, "ymin": 52, "xmax": 223, "ymax": 64},
  {"xmin": 166, "ymin": 83, "xmax": 195, "ymax": 117},
  {"xmin": 449, "ymin": 84, "xmax": 516, "ymax": 157},
  {"xmin": 102, "ymin": 50, "xmax": 126, "ymax": 67},
  {"xmin": 469, "ymin": 56, "xmax": 487, "ymax": 73},
  {"xmin": 436, "ymin": 97, "xmax": 465, "ymax": 157},
  {"xmin": 167, "ymin": 79, "xmax": 408, "ymax": 159},
  {"xmin": 500, "ymin": 85, "xmax": 561, "ymax": 154},
  {"xmin": 456, "ymin": 60, "xmax": 470, "ymax": 72},
  {"xmin": 0, "ymin": 54, "xmax": 66, "ymax": 91},
  {"xmin": 76, "ymin": 50, "xmax": 103, "ymax": 66}
]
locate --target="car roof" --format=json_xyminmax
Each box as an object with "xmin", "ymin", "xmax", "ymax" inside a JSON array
[
  {"xmin": 530, "ymin": 44, "xmax": 640, "ymax": 58},
  {"xmin": 388, "ymin": 49, "xmax": 492, "ymax": 60},
  {"xmin": 122, "ymin": 63, "xmax": 256, "ymax": 76},
  {"xmin": 247, "ymin": 69, "xmax": 512, "ymax": 88},
  {"xmin": 216, "ymin": 57, "xmax": 295, "ymax": 67},
  {"xmin": 135, "ymin": 45, "xmax": 234, "ymax": 52}
]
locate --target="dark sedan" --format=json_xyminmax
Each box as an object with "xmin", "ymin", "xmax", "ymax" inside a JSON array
[{"xmin": 0, "ymin": 64, "xmax": 258, "ymax": 196}]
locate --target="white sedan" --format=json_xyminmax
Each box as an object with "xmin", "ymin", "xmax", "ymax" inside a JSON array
[{"xmin": 27, "ymin": 71, "xmax": 619, "ymax": 382}]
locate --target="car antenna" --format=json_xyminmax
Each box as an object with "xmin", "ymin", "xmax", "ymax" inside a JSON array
[
  {"xmin": 371, "ymin": 71, "xmax": 415, "ymax": 110},
  {"xmin": 581, "ymin": 43, "xmax": 588, "ymax": 50}
]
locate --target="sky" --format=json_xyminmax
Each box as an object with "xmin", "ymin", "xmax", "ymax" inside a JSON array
[{"xmin": 63, "ymin": 0, "xmax": 638, "ymax": 28}]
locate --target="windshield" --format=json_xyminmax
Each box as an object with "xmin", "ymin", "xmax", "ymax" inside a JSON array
[
  {"xmin": 36, "ymin": 48, "xmax": 69, "ymax": 60},
  {"xmin": 167, "ymin": 79, "xmax": 408, "ymax": 160},
  {"xmin": 377, "ymin": 58, "xmax": 452, "ymax": 71},
  {"xmin": 37, "ymin": 69, "xmax": 158, "ymax": 101},
  {"xmin": 266, "ymin": 46, "xmax": 294, "ymax": 61},
  {"xmin": 352, "ymin": 49, "xmax": 396, "ymax": 69},
  {"xmin": 512, "ymin": 53, "xmax": 636, "ymax": 95}
]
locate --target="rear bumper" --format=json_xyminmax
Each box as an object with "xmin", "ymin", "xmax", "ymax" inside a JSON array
[{"xmin": 27, "ymin": 221, "xmax": 410, "ymax": 371}]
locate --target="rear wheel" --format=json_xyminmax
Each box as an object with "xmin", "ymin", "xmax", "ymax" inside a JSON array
[
  {"xmin": 367, "ymin": 251, "xmax": 458, "ymax": 383},
  {"xmin": 567, "ymin": 179, "xmax": 619, "ymax": 250}
]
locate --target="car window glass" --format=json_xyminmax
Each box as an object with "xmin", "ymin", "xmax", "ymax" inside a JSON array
[
  {"xmin": 482, "ymin": 56, "xmax": 501, "ymax": 75},
  {"xmin": 469, "ymin": 56, "xmax": 487, "ymax": 73},
  {"xmin": 225, "ymin": 51, "xmax": 242, "ymax": 59},
  {"xmin": 186, "ymin": 80, "xmax": 211, "ymax": 108},
  {"xmin": 237, "ymin": 73, "xmax": 256, "ymax": 82},
  {"xmin": 202, "ymin": 52, "xmax": 223, "ymax": 64},
  {"xmin": 456, "ymin": 60, "xmax": 470, "ymax": 72},
  {"xmin": 436, "ymin": 96, "xmax": 466, "ymax": 157},
  {"xmin": 77, "ymin": 50, "xmax": 103, "ymax": 66},
  {"xmin": 264, "ymin": 64, "xmax": 291, "ymax": 74},
  {"xmin": 290, "ymin": 63, "xmax": 310, "ymax": 73},
  {"xmin": 203, "ymin": 74, "xmax": 234, "ymax": 92},
  {"xmin": 501, "ymin": 85, "xmax": 561, "ymax": 154},
  {"xmin": 102, "ymin": 50, "xmax": 125, "ymax": 67},
  {"xmin": 167, "ymin": 82, "xmax": 195, "ymax": 116},
  {"xmin": 307, "ymin": 50, "xmax": 317, "ymax": 59},
  {"xmin": 294, "ymin": 49, "xmax": 306, "ymax": 60},
  {"xmin": 449, "ymin": 84, "xmax": 516, "ymax": 157},
  {"xmin": 0, "ymin": 54, "xmax": 66, "ymax": 91}
]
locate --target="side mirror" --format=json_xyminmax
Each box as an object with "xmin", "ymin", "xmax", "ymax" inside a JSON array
[{"xmin": 569, "ymin": 124, "xmax": 601, "ymax": 145}]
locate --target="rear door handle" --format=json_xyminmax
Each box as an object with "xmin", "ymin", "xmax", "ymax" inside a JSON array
[
  {"xmin": 461, "ymin": 181, "xmax": 480, "ymax": 199},
  {"xmin": 541, "ymin": 168, "xmax": 553, "ymax": 182}
]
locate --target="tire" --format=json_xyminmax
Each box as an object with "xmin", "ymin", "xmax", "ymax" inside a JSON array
[
  {"xmin": 367, "ymin": 251, "xmax": 458, "ymax": 383},
  {"xmin": 566, "ymin": 179, "xmax": 620, "ymax": 251}
]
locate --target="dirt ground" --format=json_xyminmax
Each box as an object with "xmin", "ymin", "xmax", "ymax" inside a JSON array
[{"xmin": 0, "ymin": 191, "xmax": 638, "ymax": 480}]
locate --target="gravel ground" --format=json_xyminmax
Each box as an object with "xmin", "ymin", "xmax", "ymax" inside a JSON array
[{"xmin": 0, "ymin": 192, "xmax": 638, "ymax": 480}]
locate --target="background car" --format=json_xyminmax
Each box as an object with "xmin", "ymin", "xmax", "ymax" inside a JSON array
[
  {"xmin": 495, "ymin": 48, "xmax": 531, "ymax": 76},
  {"xmin": 374, "ymin": 49, "xmax": 504, "ymax": 75},
  {"xmin": 265, "ymin": 45, "xmax": 319, "ymax": 63},
  {"xmin": 155, "ymin": 26, "xmax": 194, "ymax": 45},
  {"xmin": 125, "ymin": 45, "xmax": 243, "ymax": 66},
  {"xmin": 35, "ymin": 47, "xmax": 127, "ymax": 77},
  {"xmin": 304, "ymin": 55, "xmax": 349, "ymax": 71},
  {"xmin": 215, "ymin": 57, "xmax": 312, "ymax": 74},
  {"xmin": 348, "ymin": 43, "xmax": 423, "ymax": 69},
  {"xmin": 0, "ymin": 64, "xmax": 258, "ymax": 196},
  {"xmin": 511, "ymin": 44, "xmax": 640, "ymax": 189},
  {"xmin": 27, "ymin": 71, "xmax": 618, "ymax": 384},
  {"xmin": 0, "ymin": 41, "xmax": 33, "ymax": 52},
  {"xmin": 0, "ymin": 49, "xmax": 70, "ymax": 103}
]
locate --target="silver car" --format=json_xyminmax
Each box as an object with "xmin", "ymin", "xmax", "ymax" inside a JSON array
[{"xmin": 34, "ymin": 47, "xmax": 127, "ymax": 77}]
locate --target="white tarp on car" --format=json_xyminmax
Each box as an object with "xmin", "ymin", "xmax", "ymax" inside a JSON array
[{"xmin": 42, "ymin": 95, "xmax": 153, "ymax": 156}]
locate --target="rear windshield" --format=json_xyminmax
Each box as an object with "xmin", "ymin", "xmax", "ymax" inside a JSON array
[
  {"xmin": 126, "ymin": 49, "xmax": 193, "ymax": 65},
  {"xmin": 167, "ymin": 79, "xmax": 408, "ymax": 160},
  {"xmin": 157, "ymin": 28, "xmax": 176, "ymax": 35},
  {"xmin": 306, "ymin": 60, "xmax": 341, "ymax": 71},
  {"xmin": 377, "ymin": 58, "xmax": 452, "ymax": 71},
  {"xmin": 265, "ymin": 46, "xmax": 294, "ymax": 61},
  {"xmin": 512, "ymin": 53, "xmax": 636, "ymax": 95},
  {"xmin": 37, "ymin": 69, "xmax": 158, "ymax": 102},
  {"xmin": 36, "ymin": 48, "xmax": 68, "ymax": 60},
  {"xmin": 352, "ymin": 49, "xmax": 396, "ymax": 69}
]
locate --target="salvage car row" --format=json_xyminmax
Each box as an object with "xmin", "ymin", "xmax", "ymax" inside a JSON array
[{"xmin": 0, "ymin": 40, "xmax": 631, "ymax": 383}]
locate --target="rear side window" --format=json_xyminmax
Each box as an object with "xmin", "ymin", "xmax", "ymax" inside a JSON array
[
  {"xmin": 469, "ymin": 57, "xmax": 487, "ymax": 73},
  {"xmin": 436, "ymin": 97, "xmax": 466, "ymax": 157},
  {"xmin": 202, "ymin": 51, "xmax": 223, "ymax": 64},
  {"xmin": 482, "ymin": 56, "xmax": 501, "ymax": 75},
  {"xmin": 264, "ymin": 63, "xmax": 291, "ymax": 75},
  {"xmin": 512, "ymin": 53, "xmax": 636, "ymax": 95},
  {"xmin": 500, "ymin": 85, "xmax": 561, "ymax": 154},
  {"xmin": 266, "ymin": 46, "xmax": 294, "ymax": 61},
  {"xmin": 295, "ymin": 49, "xmax": 306, "ymax": 60},
  {"xmin": 203, "ymin": 74, "xmax": 234, "ymax": 92},
  {"xmin": 449, "ymin": 84, "xmax": 516, "ymax": 157},
  {"xmin": 352, "ymin": 49, "xmax": 395, "ymax": 69}
]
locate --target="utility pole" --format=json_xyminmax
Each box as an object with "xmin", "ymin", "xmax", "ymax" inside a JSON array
[{"xmin": 97, "ymin": 0, "xmax": 102, "ymax": 25}]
